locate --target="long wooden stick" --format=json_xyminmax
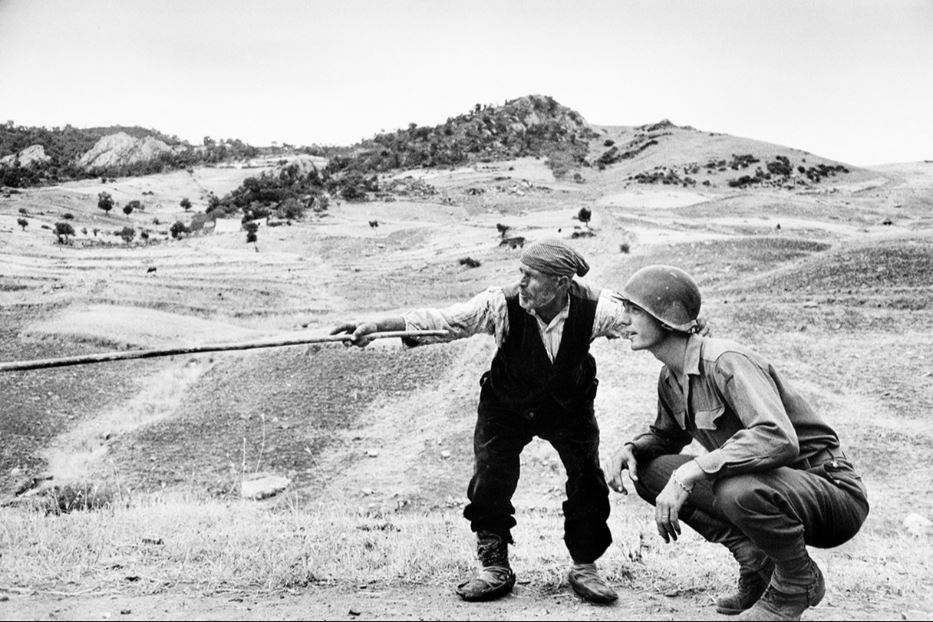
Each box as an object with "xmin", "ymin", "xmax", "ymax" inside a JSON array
[{"xmin": 0, "ymin": 330, "xmax": 448, "ymax": 373}]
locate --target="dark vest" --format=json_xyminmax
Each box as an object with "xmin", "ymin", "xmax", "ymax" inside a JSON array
[{"xmin": 482, "ymin": 281, "xmax": 599, "ymax": 412}]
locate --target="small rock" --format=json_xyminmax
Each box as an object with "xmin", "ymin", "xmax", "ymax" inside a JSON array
[
  {"xmin": 440, "ymin": 450, "xmax": 451, "ymax": 459},
  {"xmin": 241, "ymin": 473, "xmax": 290, "ymax": 500},
  {"xmin": 904, "ymin": 513, "xmax": 932, "ymax": 537}
]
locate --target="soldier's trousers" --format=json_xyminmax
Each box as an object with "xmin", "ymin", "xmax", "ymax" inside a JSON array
[{"xmin": 634, "ymin": 453, "xmax": 869, "ymax": 565}]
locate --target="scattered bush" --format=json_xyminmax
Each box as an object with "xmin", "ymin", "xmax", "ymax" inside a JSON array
[
  {"xmin": 459, "ymin": 257, "xmax": 481, "ymax": 268},
  {"xmin": 97, "ymin": 191, "xmax": 114, "ymax": 214},
  {"xmin": 53, "ymin": 221, "xmax": 75, "ymax": 244},
  {"xmin": 244, "ymin": 221, "xmax": 259, "ymax": 251},
  {"xmin": 170, "ymin": 220, "xmax": 188, "ymax": 239},
  {"xmin": 39, "ymin": 482, "xmax": 117, "ymax": 515},
  {"xmin": 119, "ymin": 226, "xmax": 135, "ymax": 244},
  {"xmin": 17, "ymin": 217, "xmax": 27, "ymax": 231}
]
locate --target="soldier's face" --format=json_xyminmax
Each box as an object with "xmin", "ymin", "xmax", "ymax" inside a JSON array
[{"xmin": 620, "ymin": 301, "xmax": 667, "ymax": 351}]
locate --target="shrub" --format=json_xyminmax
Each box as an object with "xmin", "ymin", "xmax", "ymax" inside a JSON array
[
  {"xmin": 170, "ymin": 220, "xmax": 188, "ymax": 239},
  {"xmin": 40, "ymin": 482, "xmax": 117, "ymax": 514},
  {"xmin": 119, "ymin": 226, "xmax": 135, "ymax": 244},
  {"xmin": 97, "ymin": 191, "xmax": 114, "ymax": 214},
  {"xmin": 53, "ymin": 221, "xmax": 75, "ymax": 244},
  {"xmin": 17, "ymin": 217, "xmax": 27, "ymax": 231}
]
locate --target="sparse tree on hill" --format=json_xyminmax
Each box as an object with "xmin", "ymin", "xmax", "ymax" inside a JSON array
[
  {"xmin": 170, "ymin": 220, "xmax": 188, "ymax": 239},
  {"xmin": 140, "ymin": 230, "xmax": 150, "ymax": 244},
  {"xmin": 17, "ymin": 217, "xmax": 28, "ymax": 231},
  {"xmin": 97, "ymin": 191, "xmax": 114, "ymax": 215},
  {"xmin": 496, "ymin": 223, "xmax": 511, "ymax": 239},
  {"xmin": 119, "ymin": 226, "xmax": 135, "ymax": 245},
  {"xmin": 54, "ymin": 221, "xmax": 75, "ymax": 245},
  {"xmin": 577, "ymin": 207, "xmax": 592, "ymax": 228},
  {"xmin": 244, "ymin": 221, "xmax": 259, "ymax": 252},
  {"xmin": 123, "ymin": 203, "xmax": 134, "ymax": 218},
  {"xmin": 180, "ymin": 197, "xmax": 192, "ymax": 212}
]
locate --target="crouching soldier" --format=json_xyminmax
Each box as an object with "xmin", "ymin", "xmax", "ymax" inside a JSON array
[{"xmin": 604, "ymin": 265, "xmax": 869, "ymax": 621}]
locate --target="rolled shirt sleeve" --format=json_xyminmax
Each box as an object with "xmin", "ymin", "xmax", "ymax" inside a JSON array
[
  {"xmin": 401, "ymin": 287, "xmax": 507, "ymax": 346},
  {"xmin": 592, "ymin": 289, "xmax": 631, "ymax": 340}
]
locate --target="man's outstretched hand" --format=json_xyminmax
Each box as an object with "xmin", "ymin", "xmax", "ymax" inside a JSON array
[{"xmin": 330, "ymin": 322, "xmax": 379, "ymax": 347}]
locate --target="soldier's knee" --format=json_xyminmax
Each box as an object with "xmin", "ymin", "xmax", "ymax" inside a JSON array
[{"xmin": 714, "ymin": 474, "xmax": 768, "ymax": 517}]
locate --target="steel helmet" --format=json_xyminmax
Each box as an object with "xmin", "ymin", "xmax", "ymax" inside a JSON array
[{"xmin": 620, "ymin": 265, "xmax": 701, "ymax": 332}]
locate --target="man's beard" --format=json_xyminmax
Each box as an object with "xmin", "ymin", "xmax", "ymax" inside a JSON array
[{"xmin": 519, "ymin": 288, "xmax": 558, "ymax": 312}]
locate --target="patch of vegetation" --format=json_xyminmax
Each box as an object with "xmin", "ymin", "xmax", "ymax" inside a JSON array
[
  {"xmin": 629, "ymin": 166, "xmax": 696, "ymax": 187},
  {"xmin": 37, "ymin": 481, "xmax": 119, "ymax": 515},
  {"xmin": 0, "ymin": 121, "xmax": 263, "ymax": 188},
  {"xmin": 324, "ymin": 95, "xmax": 597, "ymax": 179}
]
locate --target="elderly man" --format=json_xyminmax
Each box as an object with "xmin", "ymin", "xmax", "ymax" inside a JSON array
[
  {"xmin": 332, "ymin": 238, "xmax": 627, "ymax": 604},
  {"xmin": 604, "ymin": 265, "xmax": 869, "ymax": 621}
]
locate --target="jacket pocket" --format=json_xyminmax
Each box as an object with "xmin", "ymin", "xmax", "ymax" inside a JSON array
[{"xmin": 694, "ymin": 405, "xmax": 725, "ymax": 430}]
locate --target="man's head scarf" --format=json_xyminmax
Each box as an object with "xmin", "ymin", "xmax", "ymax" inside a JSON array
[{"xmin": 520, "ymin": 238, "xmax": 589, "ymax": 277}]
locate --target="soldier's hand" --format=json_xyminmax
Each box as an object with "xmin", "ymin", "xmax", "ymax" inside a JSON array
[
  {"xmin": 696, "ymin": 316, "xmax": 712, "ymax": 337},
  {"xmin": 655, "ymin": 477, "xmax": 689, "ymax": 544},
  {"xmin": 603, "ymin": 444, "xmax": 639, "ymax": 495}
]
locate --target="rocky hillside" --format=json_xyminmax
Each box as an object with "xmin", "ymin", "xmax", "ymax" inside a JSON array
[
  {"xmin": 0, "ymin": 123, "xmax": 263, "ymax": 188},
  {"xmin": 76, "ymin": 132, "xmax": 176, "ymax": 168}
]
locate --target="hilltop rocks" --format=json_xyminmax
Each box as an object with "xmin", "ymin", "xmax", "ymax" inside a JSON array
[
  {"xmin": 78, "ymin": 132, "xmax": 175, "ymax": 169},
  {"xmin": 0, "ymin": 144, "xmax": 51, "ymax": 167}
]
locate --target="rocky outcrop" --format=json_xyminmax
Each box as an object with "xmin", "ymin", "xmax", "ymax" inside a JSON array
[
  {"xmin": 77, "ymin": 132, "xmax": 175, "ymax": 169},
  {"xmin": 0, "ymin": 144, "xmax": 51, "ymax": 167}
]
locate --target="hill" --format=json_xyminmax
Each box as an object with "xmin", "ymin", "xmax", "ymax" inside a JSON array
[
  {"xmin": 0, "ymin": 122, "xmax": 265, "ymax": 187},
  {"xmin": 0, "ymin": 98, "xmax": 931, "ymax": 619}
]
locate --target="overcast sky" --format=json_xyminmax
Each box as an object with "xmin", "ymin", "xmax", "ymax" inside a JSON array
[{"xmin": 1, "ymin": 0, "xmax": 931, "ymax": 166}]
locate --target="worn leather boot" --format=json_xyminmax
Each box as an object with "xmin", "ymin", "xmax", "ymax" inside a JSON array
[
  {"xmin": 455, "ymin": 531, "xmax": 516, "ymax": 602},
  {"xmin": 679, "ymin": 506, "xmax": 774, "ymax": 615},
  {"xmin": 738, "ymin": 559, "xmax": 825, "ymax": 621},
  {"xmin": 568, "ymin": 562, "xmax": 618, "ymax": 604},
  {"xmin": 716, "ymin": 557, "xmax": 775, "ymax": 615}
]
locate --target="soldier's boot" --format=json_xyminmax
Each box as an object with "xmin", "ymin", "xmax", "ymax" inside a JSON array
[
  {"xmin": 716, "ymin": 552, "xmax": 775, "ymax": 615},
  {"xmin": 738, "ymin": 556, "xmax": 825, "ymax": 621},
  {"xmin": 679, "ymin": 507, "xmax": 773, "ymax": 615},
  {"xmin": 455, "ymin": 531, "xmax": 516, "ymax": 602}
]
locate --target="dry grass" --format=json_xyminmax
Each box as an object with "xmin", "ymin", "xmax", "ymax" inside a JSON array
[{"xmin": 1, "ymin": 488, "xmax": 928, "ymax": 609}]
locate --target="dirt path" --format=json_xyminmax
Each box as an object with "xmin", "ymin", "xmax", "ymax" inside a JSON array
[{"xmin": 2, "ymin": 583, "xmax": 927, "ymax": 621}]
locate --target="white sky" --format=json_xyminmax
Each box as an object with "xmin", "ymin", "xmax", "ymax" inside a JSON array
[{"xmin": 1, "ymin": 0, "xmax": 931, "ymax": 166}]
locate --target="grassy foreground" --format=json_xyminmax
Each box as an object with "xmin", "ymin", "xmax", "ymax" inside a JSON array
[{"xmin": 0, "ymin": 488, "xmax": 925, "ymax": 610}]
